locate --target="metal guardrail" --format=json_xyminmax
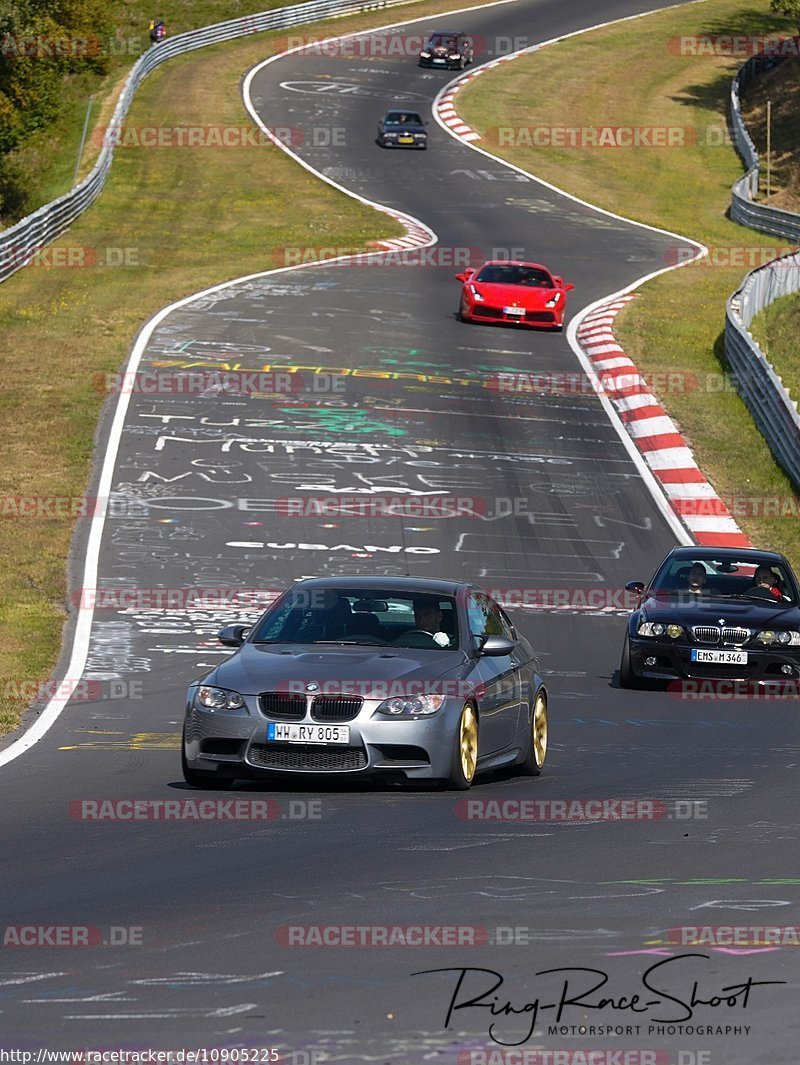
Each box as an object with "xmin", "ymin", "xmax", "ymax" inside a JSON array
[
  {"xmin": 0, "ymin": 0, "xmax": 406, "ymax": 283},
  {"xmin": 725, "ymin": 47, "xmax": 800, "ymax": 491},
  {"xmin": 729, "ymin": 50, "xmax": 800, "ymax": 242},
  {"xmin": 726, "ymin": 250, "xmax": 800, "ymax": 490}
]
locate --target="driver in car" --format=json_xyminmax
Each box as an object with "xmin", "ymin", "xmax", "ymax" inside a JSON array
[
  {"xmin": 748, "ymin": 564, "xmax": 781, "ymax": 601},
  {"xmin": 413, "ymin": 598, "xmax": 451, "ymax": 647}
]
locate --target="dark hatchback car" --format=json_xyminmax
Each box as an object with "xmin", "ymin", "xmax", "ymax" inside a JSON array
[
  {"xmin": 619, "ymin": 546, "xmax": 800, "ymax": 687},
  {"xmin": 182, "ymin": 576, "xmax": 548, "ymax": 790},
  {"xmin": 377, "ymin": 110, "xmax": 427, "ymax": 149},
  {"xmin": 418, "ymin": 30, "xmax": 474, "ymax": 69}
]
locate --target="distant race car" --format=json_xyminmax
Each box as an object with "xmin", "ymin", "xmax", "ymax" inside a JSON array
[
  {"xmin": 377, "ymin": 110, "xmax": 427, "ymax": 149},
  {"xmin": 418, "ymin": 30, "xmax": 474, "ymax": 69},
  {"xmin": 619, "ymin": 546, "xmax": 800, "ymax": 688},
  {"xmin": 455, "ymin": 260, "xmax": 574, "ymax": 329}
]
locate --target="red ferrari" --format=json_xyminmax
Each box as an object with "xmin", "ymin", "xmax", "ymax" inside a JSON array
[{"xmin": 455, "ymin": 260, "xmax": 574, "ymax": 329}]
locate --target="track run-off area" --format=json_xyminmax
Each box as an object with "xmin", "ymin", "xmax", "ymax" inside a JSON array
[{"xmin": 1, "ymin": 0, "xmax": 798, "ymax": 1061}]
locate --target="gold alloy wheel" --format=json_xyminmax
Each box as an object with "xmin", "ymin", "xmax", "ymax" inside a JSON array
[
  {"xmin": 459, "ymin": 704, "xmax": 478, "ymax": 782},
  {"xmin": 532, "ymin": 693, "xmax": 548, "ymax": 768}
]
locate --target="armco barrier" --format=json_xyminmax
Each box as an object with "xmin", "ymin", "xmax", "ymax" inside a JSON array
[
  {"xmin": 726, "ymin": 47, "xmax": 800, "ymax": 492},
  {"xmin": 0, "ymin": 0, "xmax": 406, "ymax": 283},
  {"xmin": 729, "ymin": 48, "xmax": 800, "ymax": 242},
  {"xmin": 726, "ymin": 250, "xmax": 800, "ymax": 491}
]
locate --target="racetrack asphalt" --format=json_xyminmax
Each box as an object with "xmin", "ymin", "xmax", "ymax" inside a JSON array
[{"xmin": 0, "ymin": 0, "xmax": 797, "ymax": 1060}]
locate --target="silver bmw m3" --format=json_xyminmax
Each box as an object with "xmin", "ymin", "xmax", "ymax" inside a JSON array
[{"xmin": 182, "ymin": 576, "xmax": 548, "ymax": 790}]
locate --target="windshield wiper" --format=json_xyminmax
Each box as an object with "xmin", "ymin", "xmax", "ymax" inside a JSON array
[{"xmin": 312, "ymin": 639, "xmax": 382, "ymax": 646}]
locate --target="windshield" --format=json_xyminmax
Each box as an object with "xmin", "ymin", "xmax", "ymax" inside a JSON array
[
  {"xmin": 427, "ymin": 35, "xmax": 459, "ymax": 49},
  {"xmin": 649, "ymin": 557, "xmax": 796, "ymax": 605},
  {"xmin": 384, "ymin": 112, "xmax": 422, "ymax": 126},
  {"xmin": 251, "ymin": 590, "xmax": 460, "ymax": 649},
  {"xmin": 475, "ymin": 264, "xmax": 553, "ymax": 287}
]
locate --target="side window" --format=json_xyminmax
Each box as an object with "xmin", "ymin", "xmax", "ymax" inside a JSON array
[
  {"xmin": 495, "ymin": 604, "xmax": 516, "ymax": 642},
  {"xmin": 467, "ymin": 594, "xmax": 512, "ymax": 641}
]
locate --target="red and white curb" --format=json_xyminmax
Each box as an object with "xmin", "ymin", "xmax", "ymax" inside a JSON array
[
  {"xmin": 576, "ymin": 297, "xmax": 751, "ymax": 549},
  {"xmin": 434, "ymin": 53, "xmax": 524, "ymax": 141},
  {"xmin": 370, "ymin": 213, "xmax": 435, "ymax": 252}
]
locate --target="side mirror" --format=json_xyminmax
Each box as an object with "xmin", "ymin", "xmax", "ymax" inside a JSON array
[
  {"xmin": 625, "ymin": 581, "xmax": 645, "ymax": 595},
  {"xmin": 218, "ymin": 624, "xmax": 249, "ymax": 647},
  {"xmin": 479, "ymin": 635, "xmax": 516, "ymax": 657},
  {"xmin": 455, "ymin": 271, "xmax": 470, "ymax": 282},
  {"xmin": 564, "ymin": 282, "xmax": 575, "ymax": 291}
]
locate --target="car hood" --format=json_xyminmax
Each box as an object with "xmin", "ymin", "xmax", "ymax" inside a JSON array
[
  {"xmin": 641, "ymin": 595, "xmax": 800, "ymax": 628},
  {"xmin": 202, "ymin": 644, "xmax": 469, "ymax": 695},
  {"xmin": 470, "ymin": 282, "xmax": 558, "ymax": 307}
]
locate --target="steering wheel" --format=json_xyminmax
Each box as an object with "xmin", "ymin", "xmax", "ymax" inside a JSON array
[{"xmin": 391, "ymin": 629, "xmax": 439, "ymax": 646}]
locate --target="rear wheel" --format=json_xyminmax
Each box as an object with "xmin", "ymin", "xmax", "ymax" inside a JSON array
[
  {"xmin": 521, "ymin": 691, "xmax": 548, "ymax": 775},
  {"xmin": 442, "ymin": 703, "xmax": 478, "ymax": 790}
]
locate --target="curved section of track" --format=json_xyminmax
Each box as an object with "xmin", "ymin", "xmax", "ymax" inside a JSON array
[{"xmin": 0, "ymin": 1, "xmax": 797, "ymax": 1061}]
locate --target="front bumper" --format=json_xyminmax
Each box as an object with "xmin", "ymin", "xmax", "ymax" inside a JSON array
[
  {"xmin": 380, "ymin": 134, "xmax": 427, "ymax": 148},
  {"xmin": 419, "ymin": 55, "xmax": 461, "ymax": 68},
  {"xmin": 183, "ymin": 696, "xmax": 462, "ymax": 781},
  {"xmin": 463, "ymin": 304, "xmax": 560, "ymax": 327},
  {"xmin": 628, "ymin": 636, "xmax": 800, "ymax": 684}
]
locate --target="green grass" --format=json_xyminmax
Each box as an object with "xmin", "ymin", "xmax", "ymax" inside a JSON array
[
  {"xmin": 0, "ymin": 0, "xmax": 502, "ymax": 741},
  {"xmin": 457, "ymin": 0, "xmax": 800, "ymax": 567},
  {"xmin": 0, "ymin": 0, "xmax": 357, "ymax": 221},
  {"xmin": 749, "ymin": 289, "xmax": 800, "ymax": 400}
]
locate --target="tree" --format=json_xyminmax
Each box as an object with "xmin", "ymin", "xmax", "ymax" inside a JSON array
[
  {"xmin": 770, "ymin": 0, "xmax": 800, "ymax": 33},
  {"xmin": 0, "ymin": 0, "xmax": 113, "ymax": 156}
]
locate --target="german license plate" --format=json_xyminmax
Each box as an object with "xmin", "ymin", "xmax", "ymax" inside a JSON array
[
  {"xmin": 267, "ymin": 723, "xmax": 350, "ymax": 744},
  {"xmin": 504, "ymin": 306, "xmax": 525, "ymax": 316},
  {"xmin": 691, "ymin": 649, "xmax": 748, "ymax": 665}
]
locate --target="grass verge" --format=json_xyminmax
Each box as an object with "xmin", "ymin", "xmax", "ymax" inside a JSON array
[
  {"xmin": 749, "ymin": 288, "xmax": 800, "ymax": 400},
  {"xmin": 1, "ymin": 0, "xmax": 300, "ymax": 221},
  {"xmin": 0, "ymin": 0, "xmax": 496, "ymax": 740},
  {"xmin": 457, "ymin": 0, "xmax": 800, "ymax": 567}
]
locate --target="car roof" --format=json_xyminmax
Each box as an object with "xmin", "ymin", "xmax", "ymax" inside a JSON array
[
  {"xmin": 290, "ymin": 575, "xmax": 467, "ymax": 596},
  {"xmin": 476, "ymin": 260, "xmax": 551, "ymax": 271},
  {"xmin": 664, "ymin": 546, "xmax": 788, "ymax": 564}
]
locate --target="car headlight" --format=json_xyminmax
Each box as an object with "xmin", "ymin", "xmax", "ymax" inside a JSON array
[
  {"xmin": 196, "ymin": 686, "xmax": 246, "ymax": 711},
  {"xmin": 637, "ymin": 621, "xmax": 675, "ymax": 637},
  {"xmin": 420, "ymin": 51, "xmax": 431, "ymax": 58},
  {"xmin": 384, "ymin": 131, "xmax": 398, "ymax": 138},
  {"xmin": 545, "ymin": 292, "xmax": 562, "ymax": 308},
  {"xmin": 468, "ymin": 284, "xmax": 484, "ymax": 301},
  {"xmin": 376, "ymin": 694, "xmax": 446, "ymax": 717},
  {"xmin": 755, "ymin": 630, "xmax": 800, "ymax": 646}
]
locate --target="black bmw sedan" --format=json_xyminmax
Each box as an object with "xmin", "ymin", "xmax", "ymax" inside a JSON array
[
  {"xmin": 619, "ymin": 546, "xmax": 800, "ymax": 687},
  {"xmin": 377, "ymin": 110, "xmax": 427, "ymax": 149}
]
